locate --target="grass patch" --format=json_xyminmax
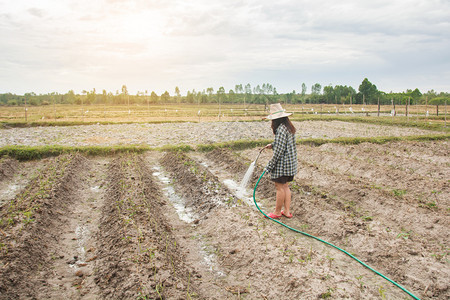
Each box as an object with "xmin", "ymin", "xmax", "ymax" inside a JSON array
[
  {"xmin": 0, "ymin": 145, "xmax": 150, "ymax": 160},
  {"xmin": 156, "ymin": 144, "xmax": 194, "ymax": 152},
  {"xmin": 1, "ymin": 134, "xmax": 448, "ymax": 160},
  {"xmin": 196, "ymin": 139, "xmax": 272, "ymax": 152}
]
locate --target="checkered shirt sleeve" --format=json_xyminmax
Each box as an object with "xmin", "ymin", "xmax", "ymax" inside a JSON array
[{"xmin": 265, "ymin": 124, "xmax": 298, "ymax": 179}]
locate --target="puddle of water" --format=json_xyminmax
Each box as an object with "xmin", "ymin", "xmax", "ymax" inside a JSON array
[
  {"xmin": 0, "ymin": 176, "xmax": 30, "ymax": 205},
  {"xmin": 153, "ymin": 166, "xmax": 196, "ymax": 223},
  {"xmin": 69, "ymin": 224, "xmax": 90, "ymax": 268},
  {"xmin": 223, "ymin": 179, "xmax": 255, "ymax": 207},
  {"xmin": 0, "ymin": 184, "xmax": 21, "ymax": 203},
  {"xmin": 199, "ymin": 243, "xmax": 225, "ymax": 277}
]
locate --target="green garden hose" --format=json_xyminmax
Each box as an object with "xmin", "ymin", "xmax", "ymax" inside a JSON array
[{"xmin": 253, "ymin": 170, "xmax": 421, "ymax": 300}]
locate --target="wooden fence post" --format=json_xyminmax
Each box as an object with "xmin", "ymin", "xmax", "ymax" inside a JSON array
[
  {"xmin": 405, "ymin": 97, "xmax": 408, "ymax": 117},
  {"xmin": 24, "ymin": 97, "xmax": 27, "ymax": 122},
  {"xmin": 407, "ymin": 97, "xmax": 410, "ymax": 120},
  {"xmin": 377, "ymin": 97, "xmax": 380, "ymax": 117}
]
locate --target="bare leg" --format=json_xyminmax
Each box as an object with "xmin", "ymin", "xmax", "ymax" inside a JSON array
[
  {"xmin": 283, "ymin": 184, "xmax": 291, "ymax": 216},
  {"xmin": 274, "ymin": 182, "xmax": 284, "ymax": 216}
]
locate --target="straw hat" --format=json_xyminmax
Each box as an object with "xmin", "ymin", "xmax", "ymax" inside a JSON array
[{"xmin": 264, "ymin": 103, "xmax": 292, "ymax": 120}]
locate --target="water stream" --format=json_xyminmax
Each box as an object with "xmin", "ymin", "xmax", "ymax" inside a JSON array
[{"xmin": 152, "ymin": 166, "xmax": 196, "ymax": 223}]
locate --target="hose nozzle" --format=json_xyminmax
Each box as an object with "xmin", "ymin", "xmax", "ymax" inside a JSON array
[{"xmin": 254, "ymin": 147, "xmax": 265, "ymax": 164}]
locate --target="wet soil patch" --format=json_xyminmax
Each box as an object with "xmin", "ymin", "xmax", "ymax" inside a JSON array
[
  {"xmin": 0, "ymin": 157, "xmax": 18, "ymax": 182},
  {"xmin": 161, "ymin": 152, "xmax": 238, "ymax": 216}
]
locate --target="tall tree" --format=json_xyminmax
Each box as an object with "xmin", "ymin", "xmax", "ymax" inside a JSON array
[
  {"xmin": 122, "ymin": 85, "xmax": 129, "ymax": 106},
  {"xmin": 323, "ymin": 85, "xmax": 334, "ymax": 104},
  {"xmin": 102, "ymin": 89, "xmax": 107, "ymax": 104},
  {"xmin": 206, "ymin": 87, "xmax": 214, "ymax": 103},
  {"xmin": 301, "ymin": 83, "xmax": 307, "ymax": 96},
  {"xmin": 175, "ymin": 86, "xmax": 181, "ymax": 103},
  {"xmin": 244, "ymin": 84, "xmax": 252, "ymax": 106},
  {"xmin": 161, "ymin": 91, "xmax": 170, "ymax": 103},
  {"xmin": 150, "ymin": 91, "xmax": 158, "ymax": 103},
  {"xmin": 410, "ymin": 88, "xmax": 422, "ymax": 104},
  {"xmin": 311, "ymin": 83, "xmax": 322, "ymax": 95},
  {"xmin": 358, "ymin": 78, "xmax": 378, "ymax": 105},
  {"xmin": 235, "ymin": 84, "xmax": 243, "ymax": 94}
]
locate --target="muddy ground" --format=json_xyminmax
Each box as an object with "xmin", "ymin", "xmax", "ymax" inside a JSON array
[{"xmin": 0, "ymin": 139, "xmax": 448, "ymax": 299}]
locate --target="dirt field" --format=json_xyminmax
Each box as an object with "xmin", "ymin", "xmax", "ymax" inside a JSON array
[
  {"xmin": 0, "ymin": 124, "xmax": 448, "ymax": 299},
  {"xmin": 0, "ymin": 121, "xmax": 450, "ymax": 299},
  {"xmin": 0, "ymin": 120, "xmax": 440, "ymax": 147}
]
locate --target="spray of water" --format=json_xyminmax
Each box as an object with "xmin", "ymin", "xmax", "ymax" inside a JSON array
[{"xmin": 240, "ymin": 161, "xmax": 256, "ymax": 188}]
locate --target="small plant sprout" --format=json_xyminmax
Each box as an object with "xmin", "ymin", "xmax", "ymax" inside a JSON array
[
  {"xmin": 397, "ymin": 228, "xmax": 411, "ymax": 240},
  {"xmin": 326, "ymin": 255, "xmax": 335, "ymax": 268},
  {"xmin": 378, "ymin": 285, "xmax": 387, "ymax": 299}
]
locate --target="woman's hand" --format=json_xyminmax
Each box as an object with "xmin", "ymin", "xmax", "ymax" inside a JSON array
[{"xmin": 264, "ymin": 143, "xmax": 272, "ymax": 149}]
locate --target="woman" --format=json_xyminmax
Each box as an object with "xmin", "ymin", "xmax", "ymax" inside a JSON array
[{"xmin": 264, "ymin": 103, "xmax": 298, "ymax": 219}]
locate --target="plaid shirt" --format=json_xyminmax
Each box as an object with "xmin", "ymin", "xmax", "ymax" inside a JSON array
[{"xmin": 265, "ymin": 123, "xmax": 298, "ymax": 179}]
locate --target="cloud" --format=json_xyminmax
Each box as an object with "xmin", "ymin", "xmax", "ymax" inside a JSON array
[
  {"xmin": 0, "ymin": 0, "xmax": 449, "ymax": 94},
  {"xmin": 26, "ymin": 7, "xmax": 44, "ymax": 18}
]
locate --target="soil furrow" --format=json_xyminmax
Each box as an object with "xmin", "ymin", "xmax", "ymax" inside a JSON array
[
  {"xmin": 322, "ymin": 141, "xmax": 449, "ymax": 180},
  {"xmin": 94, "ymin": 153, "xmax": 201, "ymax": 299},
  {"xmin": 33, "ymin": 156, "xmax": 108, "ymax": 299},
  {"xmin": 0, "ymin": 154, "xmax": 87, "ymax": 299},
  {"xmin": 0, "ymin": 135, "xmax": 447, "ymax": 299},
  {"xmin": 297, "ymin": 143, "xmax": 449, "ymax": 209}
]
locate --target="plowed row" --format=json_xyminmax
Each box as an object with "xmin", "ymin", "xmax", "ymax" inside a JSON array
[{"xmin": 0, "ymin": 139, "xmax": 448, "ymax": 299}]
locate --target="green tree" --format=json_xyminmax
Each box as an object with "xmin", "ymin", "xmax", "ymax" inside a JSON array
[
  {"xmin": 161, "ymin": 91, "xmax": 170, "ymax": 103},
  {"xmin": 186, "ymin": 90, "xmax": 194, "ymax": 103},
  {"xmin": 235, "ymin": 84, "xmax": 243, "ymax": 94},
  {"xmin": 206, "ymin": 87, "xmax": 214, "ymax": 103},
  {"xmin": 244, "ymin": 84, "xmax": 252, "ymax": 106},
  {"xmin": 409, "ymin": 88, "xmax": 422, "ymax": 104},
  {"xmin": 228, "ymin": 89, "xmax": 236, "ymax": 103},
  {"xmin": 217, "ymin": 86, "xmax": 225, "ymax": 102},
  {"xmin": 86, "ymin": 88, "xmax": 96, "ymax": 105},
  {"xmin": 311, "ymin": 83, "xmax": 322, "ymax": 95},
  {"xmin": 358, "ymin": 78, "xmax": 378, "ymax": 104},
  {"xmin": 150, "ymin": 91, "xmax": 158, "ymax": 103},
  {"xmin": 301, "ymin": 83, "xmax": 307, "ymax": 102},
  {"xmin": 323, "ymin": 85, "xmax": 334, "ymax": 104},
  {"xmin": 122, "ymin": 85, "xmax": 129, "ymax": 105},
  {"xmin": 102, "ymin": 89, "xmax": 107, "ymax": 104},
  {"xmin": 175, "ymin": 86, "xmax": 181, "ymax": 103}
]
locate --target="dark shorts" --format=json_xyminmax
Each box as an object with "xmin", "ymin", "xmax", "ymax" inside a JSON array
[{"xmin": 271, "ymin": 176, "xmax": 294, "ymax": 184}]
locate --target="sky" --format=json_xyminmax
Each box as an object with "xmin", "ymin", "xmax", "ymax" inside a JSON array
[{"xmin": 1, "ymin": 0, "xmax": 449, "ymax": 96}]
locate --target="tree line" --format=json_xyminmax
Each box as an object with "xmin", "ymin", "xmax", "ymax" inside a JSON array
[{"xmin": 1, "ymin": 78, "xmax": 449, "ymax": 106}]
